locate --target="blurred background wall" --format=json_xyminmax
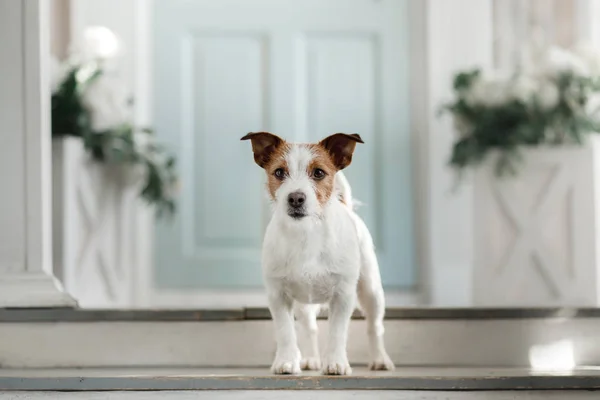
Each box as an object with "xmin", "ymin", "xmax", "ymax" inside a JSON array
[{"xmin": 48, "ymin": 0, "xmax": 600, "ymax": 309}]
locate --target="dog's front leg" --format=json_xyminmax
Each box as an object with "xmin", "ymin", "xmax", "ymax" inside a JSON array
[
  {"xmin": 323, "ymin": 290, "xmax": 355, "ymax": 375},
  {"xmin": 268, "ymin": 290, "xmax": 301, "ymax": 375}
]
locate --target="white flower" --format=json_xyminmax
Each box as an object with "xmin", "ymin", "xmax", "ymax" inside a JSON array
[
  {"xmin": 81, "ymin": 74, "xmax": 130, "ymax": 132},
  {"xmin": 509, "ymin": 76, "xmax": 538, "ymax": 105},
  {"xmin": 542, "ymin": 46, "xmax": 589, "ymax": 77},
  {"xmin": 543, "ymin": 127, "xmax": 560, "ymax": 143},
  {"xmin": 536, "ymin": 80, "xmax": 560, "ymax": 110},
  {"xmin": 452, "ymin": 115, "xmax": 473, "ymax": 139},
  {"xmin": 133, "ymin": 131, "xmax": 154, "ymax": 154},
  {"xmin": 586, "ymin": 93, "xmax": 600, "ymax": 117},
  {"xmin": 465, "ymin": 73, "xmax": 510, "ymax": 108},
  {"xmin": 75, "ymin": 62, "xmax": 99, "ymax": 84},
  {"xmin": 80, "ymin": 26, "xmax": 120, "ymax": 62},
  {"xmin": 161, "ymin": 178, "xmax": 181, "ymax": 200}
]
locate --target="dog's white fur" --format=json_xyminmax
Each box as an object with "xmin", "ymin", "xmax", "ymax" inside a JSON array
[{"xmin": 259, "ymin": 143, "xmax": 394, "ymax": 376}]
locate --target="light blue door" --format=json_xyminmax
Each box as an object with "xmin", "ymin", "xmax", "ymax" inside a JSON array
[{"xmin": 154, "ymin": 0, "xmax": 414, "ymax": 292}]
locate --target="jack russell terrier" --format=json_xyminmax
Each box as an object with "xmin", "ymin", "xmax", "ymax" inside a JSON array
[{"xmin": 241, "ymin": 132, "xmax": 394, "ymax": 375}]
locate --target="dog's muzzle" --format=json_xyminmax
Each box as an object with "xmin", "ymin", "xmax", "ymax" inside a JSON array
[{"xmin": 287, "ymin": 191, "xmax": 307, "ymax": 219}]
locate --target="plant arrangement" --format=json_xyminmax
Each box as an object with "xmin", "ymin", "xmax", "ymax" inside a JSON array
[
  {"xmin": 51, "ymin": 26, "xmax": 178, "ymax": 216},
  {"xmin": 442, "ymin": 42, "xmax": 600, "ymax": 175}
]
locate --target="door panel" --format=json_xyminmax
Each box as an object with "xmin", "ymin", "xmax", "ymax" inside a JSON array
[
  {"xmin": 154, "ymin": 0, "xmax": 414, "ymax": 291},
  {"xmin": 300, "ymin": 33, "xmax": 379, "ymax": 242}
]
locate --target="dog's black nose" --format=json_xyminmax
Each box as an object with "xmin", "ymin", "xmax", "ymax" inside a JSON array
[{"xmin": 288, "ymin": 191, "xmax": 306, "ymax": 208}]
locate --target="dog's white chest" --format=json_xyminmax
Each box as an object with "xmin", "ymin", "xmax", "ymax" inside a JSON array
[
  {"xmin": 262, "ymin": 203, "xmax": 361, "ymax": 305},
  {"xmin": 264, "ymin": 237, "xmax": 358, "ymax": 304},
  {"xmin": 285, "ymin": 265, "xmax": 336, "ymax": 304}
]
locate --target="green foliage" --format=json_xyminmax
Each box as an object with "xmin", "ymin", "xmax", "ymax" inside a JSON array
[
  {"xmin": 51, "ymin": 64, "xmax": 178, "ymax": 217},
  {"xmin": 442, "ymin": 68, "xmax": 600, "ymax": 176}
]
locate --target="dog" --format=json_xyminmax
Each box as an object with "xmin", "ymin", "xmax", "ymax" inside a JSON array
[{"xmin": 241, "ymin": 132, "xmax": 394, "ymax": 376}]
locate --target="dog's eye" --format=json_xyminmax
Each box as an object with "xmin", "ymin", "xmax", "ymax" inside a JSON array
[
  {"xmin": 274, "ymin": 168, "xmax": 285, "ymax": 180},
  {"xmin": 313, "ymin": 168, "xmax": 326, "ymax": 180}
]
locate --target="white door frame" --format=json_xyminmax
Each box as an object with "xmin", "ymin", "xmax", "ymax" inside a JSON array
[{"xmin": 69, "ymin": 0, "xmax": 494, "ymax": 309}]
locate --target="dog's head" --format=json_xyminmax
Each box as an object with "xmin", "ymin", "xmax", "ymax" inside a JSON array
[{"xmin": 241, "ymin": 132, "xmax": 363, "ymax": 220}]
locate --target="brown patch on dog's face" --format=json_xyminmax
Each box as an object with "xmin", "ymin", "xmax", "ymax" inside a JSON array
[
  {"xmin": 307, "ymin": 144, "xmax": 338, "ymax": 206},
  {"xmin": 264, "ymin": 142, "xmax": 291, "ymax": 200},
  {"xmin": 241, "ymin": 132, "xmax": 291, "ymax": 200}
]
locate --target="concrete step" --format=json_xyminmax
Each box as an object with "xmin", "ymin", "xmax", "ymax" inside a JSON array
[
  {"xmin": 0, "ymin": 366, "xmax": 599, "ymax": 392},
  {"xmin": 2, "ymin": 391, "xmax": 599, "ymax": 399},
  {"xmin": 1, "ymin": 307, "xmax": 600, "ymax": 369}
]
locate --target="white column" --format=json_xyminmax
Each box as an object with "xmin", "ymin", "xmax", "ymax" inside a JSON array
[
  {"xmin": 0, "ymin": 0, "xmax": 75, "ymax": 307},
  {"xmin": 411, "ymin": 0, "xmax": 493, "ymax": 306},
  {"xmin": 575, "ymin": 0, "xmax": 600, "ymax": 44},
  {"xmin": 576, "ymin": 0, "xmax": 600, "ymax": 306}
]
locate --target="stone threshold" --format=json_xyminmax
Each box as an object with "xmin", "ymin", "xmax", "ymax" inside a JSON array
[
  {"xmin": 1, "ymin": 367, "xmax": 600, "ymax": 391},
  {"xmin": 1, "ymin": 307, "xmax": 598, "ymax": 322}
]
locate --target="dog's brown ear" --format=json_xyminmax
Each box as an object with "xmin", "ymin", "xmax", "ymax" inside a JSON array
[
  {"xmin": 241, "ymin": 132, "xmax": 284, "ymax": 168},
  {"xmin": 319, "ymin": 133, "xmax": 364, "ymax": 170}
]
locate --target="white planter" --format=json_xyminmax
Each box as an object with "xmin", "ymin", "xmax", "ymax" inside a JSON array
[
  {"xmin": 52, "ymin": 137, "xmax": 137, "ymax": 308},
  {"xmin": 473, "ymin": 144, "xmax": 600, "ymax": 306}
]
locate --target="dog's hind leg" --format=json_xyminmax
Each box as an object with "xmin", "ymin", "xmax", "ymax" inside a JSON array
[
  {"xmin": 294, "ymin": 303, "xmax": 321, "ymax": 370},
  {"xmin": 357, "ymin": 263, "xmax": 395, "ymax": 370},
  {"xmin": 355, "ymin": 217, "xmax": 395, "ymax": 371}
]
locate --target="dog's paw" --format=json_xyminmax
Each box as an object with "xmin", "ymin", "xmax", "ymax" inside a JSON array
[
  {"xmin": 300, "ymin": 357, "xmax": 322, "ymax": 371},
  {"xmin": 322, "ymin": 358, "xmax": 352, "ymax": 376},
  {"xmin": 368, "ymin": 353, "xmax": 395, "ymax": 371},
  {"xmin": 271, "ymin": 359, "xmax": 301, "ymax": 375}
]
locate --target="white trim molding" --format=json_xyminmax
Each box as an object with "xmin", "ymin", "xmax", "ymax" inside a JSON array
[
  {"xmin": 0, "ymin": 274, "xmax": 73, "ymax": 308},
  {"xmin": 0, "ymin": 0, "xmax": 75, "ymax": 308}
]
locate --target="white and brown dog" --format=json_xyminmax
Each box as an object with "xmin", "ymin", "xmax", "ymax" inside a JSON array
[{"xmin": 242, "ymin": 132, "xmax": 394, "ymax": 376}]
